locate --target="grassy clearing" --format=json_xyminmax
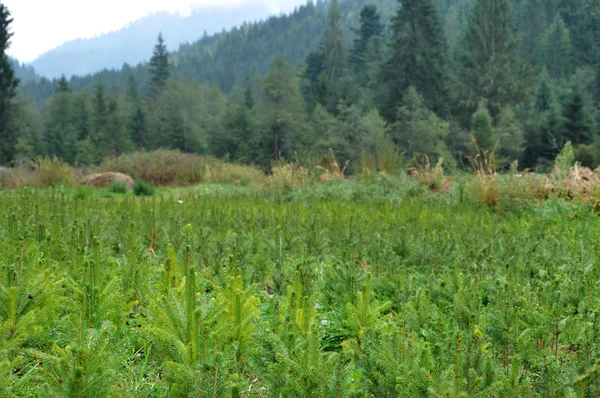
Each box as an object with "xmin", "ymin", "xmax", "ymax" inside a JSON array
[{"xmin": 1, "ymin": 180, "xmax": 600, "ymax": 396}]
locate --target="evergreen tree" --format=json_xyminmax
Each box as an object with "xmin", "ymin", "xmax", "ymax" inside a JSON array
[
  {"xmin": 0, "ymin": 3, "xmax": 19, "ymax": 164},
  {"xmin": 44, "ymin": 90, "xmax": 76, "ymax": 162},
  {"xmin": 150, "ymin": 80, "xmax": 214, "ymax": 153},
  {"xmin": 90, "ymin": 82, "xmax": 108, "ymax": 163},
  {"xmin": 445, "ymin": 0, "xmax": 473, "ymax": 51},
  {"xmin": 559, "ymin": 0, "xmax": 600, "ymax": 68},
  {"xmin": 72, "ymin": 92, "xmax": 91, "ymax": 142},
  {"xmin": 519, "ymin": 0, "xmax": 547, "ymax": 60},
  {"xmin": 149, "ymin": 33, "xmax": 170, "ymax": 99},
  {"xmin": 126, "ymin": 77, "xmax": 147, "ymax": 148},
  {"xmin": 316, "ymin": 104, "xmax": 362, "ymax": 166},
  {"xmin": 301, "ymin": 48, "xmax": 326, "ymax": 111},
  {"xmin": 537, "ymin": 16, "xmax": 573, "ymax": 79},
  {"xmin": 216, "ymin": 101, "xmax": 257, "ymax": 163},
  {"xmin": 244, "ymin": 82, "xmax": 255, "ymax": 110},
  {"xmin": 534, "ymin": 74, "xmax": 553, "ymax": 112},
  {"xmin": 381, "ymin": 0, "xmax": 449, "ymax": 120},
  {"xmin": 323, "ymin": 0, "xmax": 346, "ymax": 113},
  {"xmin": 523, "ymin": 74, "xmax": 560, "ymax": 168},
  {"xmin": 129, "ymin": 106, "xmax": 147, "ymax": 149},
  {"xmin": 496, "ymin": 107, "xmax": 525, "ymax": 166},
  {"xmin": 471, "ymin": 103, "xmax": 495, "ymax": 153},
  {"xmin": 302, "ymin": 103, "xmax": 336, "ymax": 153},
  {"xmin": 103, "ymin": 93, "xmax": 131, "ymax": 157},
  {"xmin": 57, "ymin": 75, "xmax": 70, "ymax": 93},
  {"xmin": 390, "ymin": 87, "xmax": 450, "ymax": 161},
  {"xmin": 455, "ymin": 0, "xmax": 529, "ymax": 125},
  {"xmin": 93, "ymin": 83, "xmax": 107, "ymax": 134},
  {"xmin": 358, "ymin": 109, "xmax": 390, "ymax": 156},
  {"xmin": 562, "ymin": 86, "xmax": 593, "ymax": 146},
  {"xmin": 349, "ymin": 6, "xmax": 384, "ymax": 88},
  {"xmin": 261, "ymin": 56, "xmax": 305, "ymax": 161},
  {"xmin": 12, "ymin": 94, "xmax": 43, "ymax": 166},
  {"xmin": 538, "ymin": 100, "xmax": 564, "ymax": 164},
  {"xmin": 593, "ymin": 63, "xmax": 600, "ymax": 106}
]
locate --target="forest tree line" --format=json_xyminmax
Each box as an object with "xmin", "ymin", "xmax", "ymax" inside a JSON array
[{"xmin": 1, "ymin": 0, "xmax": 600, "ymax": 171}]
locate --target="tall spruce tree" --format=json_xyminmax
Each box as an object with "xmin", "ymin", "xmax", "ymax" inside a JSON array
[
  {"xmin": 559, "ymin": 0, "xmax": 600, "ymax": 68},
  {"xmin": 519, "ymin": 0, "xmax": 547, "ymax": 60},
  {"xmin": 302, "ymin": 48, "xmax": 326, "ymax": 112},
  {"xmin": 455, "ymin": 0, "xmax": 528, "ymax": 125},
  {"xmin": 594, "ymin": 62, "xmax": 600, "ymax": 106},
  {"xmin": 349, "ymin": 6, "xmax": 384, "ymax": 87},
  {"xmin": 72, "ymin": 92, "xmax": 91, "ymax": 142},
  {"xmin": 471, "ymin": 103, "xmax": 496, "ymax": 152},
  {"xmin": 126, "ymin": 77, "xmax": 147, "ymax": 148},
  {"xmin": 537, "ymin": 16, "xmax": 573, "ymax": 79},
  {"xmin": 90, "ymin": 82, "xmax": 108, "ymax": 163},
  {"xmin": 562, "ymin": 86, "xmax": 593, "ymax": 146},
  {"xmin": 149, "ymin": 33, "xmax": 170, "ymax": 99},
  {"xmin": 45, "ymin": 85, "xmax": 75, "ymax": 162},
  {"xmin": 390, "ymin": 87, "xmax": 450, "ymax": 161},
  {"xmin": 323, "ymin": 0, "xmax": 346, "ymax": 113},
  {"xmin": 381, "ymin": 0, "xmax": 449, "ymax": 120},
  {"xmin": 57, "ymin": 75, "xmax": 70, "ymax": 93},
  {"xmin": 261, "ymin": 56, "xmax": 305, "ymax": 161},
  {"xmin": 0, "ymin": 3, "xmax": 19, "ymax": 164}
]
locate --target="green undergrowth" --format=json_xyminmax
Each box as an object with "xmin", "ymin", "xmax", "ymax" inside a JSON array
[{"xmin": 1, "ymin": 183, "xmax": 600, "ymax": 396}]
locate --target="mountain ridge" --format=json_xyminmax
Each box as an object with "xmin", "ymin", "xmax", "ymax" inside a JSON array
[{"xmin": 30, "ymin": 1, "xmax": 305, "ymax": 79}]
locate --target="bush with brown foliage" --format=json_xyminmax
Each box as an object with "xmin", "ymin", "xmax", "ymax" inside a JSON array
[
  {"xmin": 0, "ymin": 158, "xmax": 79, "ymax": 189},
  {"xmin": 98, "ymin": 150, "xmax": 265, "ymax": 187}
]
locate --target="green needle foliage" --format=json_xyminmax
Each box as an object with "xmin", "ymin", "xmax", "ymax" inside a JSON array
[{"xmin": 1, "ymin": 184, "xmax": 600, "ymax": 395}]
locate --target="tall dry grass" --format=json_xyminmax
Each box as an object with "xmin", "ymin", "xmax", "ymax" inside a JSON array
[
  {"xmin": 0, "ymin": 157, "xmax": 80, "ymax": 189},
  {"xmin": 98, "ymin": 150, "xmax": 265, "ymax": 186},
  {"xmin": 410, "ymin": 156, "xmax": 449, "ymax": 193},
  {"xmin": 263, "ymin": 150, "xmax": 345, "ymax": 193}
]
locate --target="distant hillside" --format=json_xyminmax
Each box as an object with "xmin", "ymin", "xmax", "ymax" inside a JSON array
[
  {"xmin": 172, "ymin": 0, "xmax": 399, "ymax": 92},
  {"xmin": 9, "ymin": 57, "xmax": 38, "ymax": 83},
  {"xmin": 22, "ymin": 0, "xmax": 399, "ymax": 101},
  {"xmin": 30, "ymin": 2, "xmax": 297, "ymax": 79}
]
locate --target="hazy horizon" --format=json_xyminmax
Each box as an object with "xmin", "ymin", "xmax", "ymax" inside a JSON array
[{"xmin": 4, "ymin": 0, "xmax": 307, "ymax": 63}]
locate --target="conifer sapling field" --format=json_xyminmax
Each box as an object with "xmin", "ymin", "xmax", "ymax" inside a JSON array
[{"xmin": 2, "ymin": 185, "xmax": 600, "ymax": 396}]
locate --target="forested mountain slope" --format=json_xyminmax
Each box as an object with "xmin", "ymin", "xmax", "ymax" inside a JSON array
[
  {"xmin": 20, "ymin": 0, "xmax": 399, "ymax": 104},
  {"xmin": 29, "ymin": 2, "xmax": 292, "ymax": 79},
  {"xmin": 2, "ymin": 0, "xmax": 600, "ymax": 173},
  {"xmin": 9, "ymin": 57, "xmax": 37, "ymax": 83}
]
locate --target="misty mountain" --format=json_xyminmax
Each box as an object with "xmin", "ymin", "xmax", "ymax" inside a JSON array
[
  {"xmin": 23, "ymin": 0, "xmax": 399, "ymax": 100},
  {"xmin": 9, "ymin": 57, "xmax": 38, "ymax": 83},
  {"xmin": 30, "ymin": 2, "xmax": 297, "ymax": 79}
]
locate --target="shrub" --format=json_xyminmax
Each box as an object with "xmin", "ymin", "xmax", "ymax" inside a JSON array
[
  {"xmin": 0, "ymin": 168, "xmax": 37, "ymax": 189},
  {"xmin": 107, "ymin": 181, "xmax": 128, "ymax": 194},
  {"xmin": 73, "ymin": 185, "xmax": 94, "ymax": 200},
  {"xmin": 554, "ymin": 141, "xmax": 575, "ymax": 178},
  {"xmin": 33, "ymin": 157, "xmax": 79, "ymax": 188},
  {"xmin": 410, "ymin": 156, "xmax": 449, "ymax": 193},
  {"xmin": 98, "ymin": 150, "xmax": 265, "ymax": 187},
  {"xmin": 263, "ymin": 152, "xmax": 346, "ymax": 194},
  {"xmin": 133, "ymin": 180, "xmax": 155, "ymax": 196},
  {"xmin": 358, "ymin": 144, "xmax": 405, "ymax": 176}
]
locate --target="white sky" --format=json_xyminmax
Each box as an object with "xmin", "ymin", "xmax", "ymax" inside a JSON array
[{"xmin": 4, "ymin": 0, "xmax": 303, "ymax": 63}]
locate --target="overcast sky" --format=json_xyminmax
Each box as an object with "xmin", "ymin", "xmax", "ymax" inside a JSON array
[{"xmin": 4, "ymin": 0, "xmax": 305, "ymax": 63}]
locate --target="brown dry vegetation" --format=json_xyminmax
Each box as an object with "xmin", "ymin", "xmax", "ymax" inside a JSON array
[
  {"xmin": 98, "ymin": 150, "xmax": 265, "ymax": 187},
  {"xmin": 81, "ymin": 172, "xmax": 135, "ymax": 190},
  {"xmin": 0, "ymin": 157, "xmax": 80, "ymax": 188},
  {"xmin": 263, "ymin": 151, "xmax": 345, "ymax": 193},
  {"xmin": 3, "ymin": 149, "xmax": 600, "ymax": 211}
]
